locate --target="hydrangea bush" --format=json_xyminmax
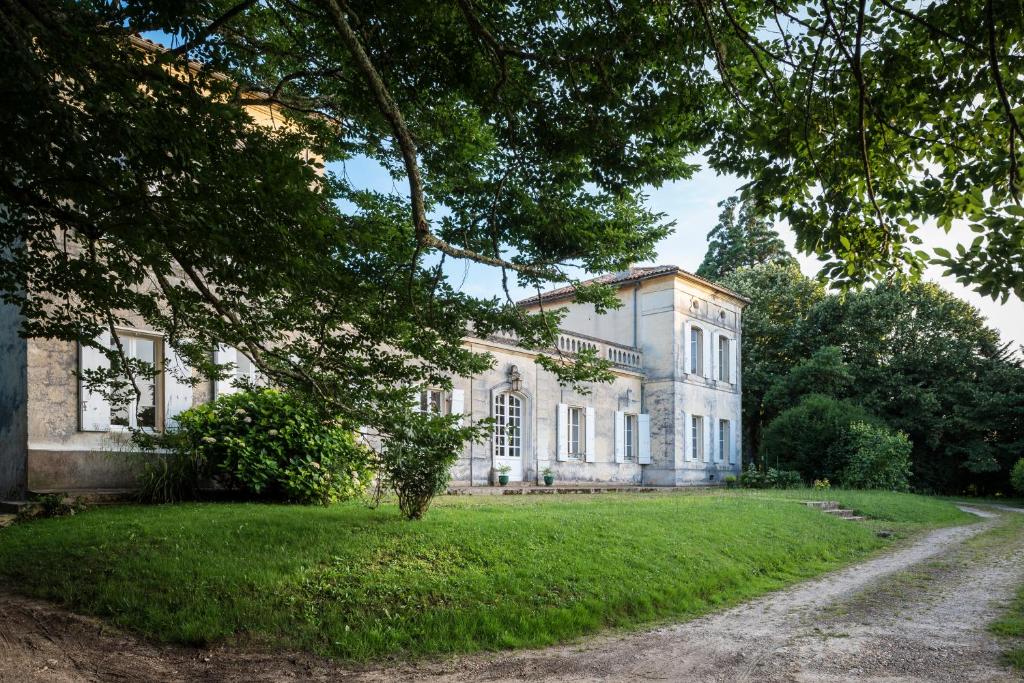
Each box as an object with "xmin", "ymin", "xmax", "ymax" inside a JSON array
[{"xmin": 173, "ymin": 389, "xmax": 373, "ymax": 505}]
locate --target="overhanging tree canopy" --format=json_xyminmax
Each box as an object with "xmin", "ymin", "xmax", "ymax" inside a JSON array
[{"xmin": 1, "ymin": 0, "xmax": 1021, "ymax": 443}]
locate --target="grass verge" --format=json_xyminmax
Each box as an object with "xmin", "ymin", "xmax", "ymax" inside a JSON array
[
  {"xmin": 0, "ymin": 491, "xmax": 970, "ymax": 661},
  {"xmin": 988, "ymin": 510, "xmax": 1024, "ymax": 669}
]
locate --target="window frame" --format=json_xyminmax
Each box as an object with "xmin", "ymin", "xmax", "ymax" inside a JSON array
[
  {"xmin": 690, "ymin": 326, "xmax": 704, "ymax": 375},
  {"xmin": 417, "ymin": 388, "xmax": 446, "ymax": 415},
  {"xmin": 624, "ymin": 412, "xmax": 638, "ymax": 462},
  {"xmin": 493, "ymin": 392, "xmax": 523, "ymax": 459},
  {"xmin": 718, "ymin": 336, "xmax": 731, "ymax": 382},
  {"xmin": 567, "ymin": 405, "xmax": 586, "ymax": 459},
  {"xmin": 719, "ymin": 418, "xmax": 731, "ymax": 463},
  {"xmin": 109, "ymin": 331, "xmax": 163, "ymax": 433},
  {"xmin": 691, "ymin": 414, "xmax": 704, "ymax": 462}
]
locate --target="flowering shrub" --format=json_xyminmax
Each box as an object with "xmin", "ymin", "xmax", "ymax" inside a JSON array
[
  {"xmin": 813, "ymin": 478, "xmax": 831, "ymax": 490},
  {"xmin": 173, "ymin": 389, "xmax": 372, "ymax": 505},
  {"xmin": 739, "ymin": 463, "xmax": 803, "ymax": 489}
]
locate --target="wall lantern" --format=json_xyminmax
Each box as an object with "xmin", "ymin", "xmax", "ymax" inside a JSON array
[{"xmin": 508, "ymin": 364, "xmax": 522, "ymax": 392}]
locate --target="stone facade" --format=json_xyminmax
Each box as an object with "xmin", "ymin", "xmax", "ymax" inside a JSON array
[{"xmin": 0, "ymin": 265, "xmax": 746, "ymax": 494}]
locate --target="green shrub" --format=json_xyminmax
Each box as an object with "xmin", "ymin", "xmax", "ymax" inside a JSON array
[
  {"xmin": 838, "ymin": 421, "xmax": 913, "ymax": 491},
  {"xmin": 1011, "ymin": 458, "xmax": 1024, "ymax": 495},
  {"xmin": 724, "ymin": 474, "xmax": 738, "ymax": 489},
  {"xmin": 813, "ymin": 478, "xmax": 831, "ymax": 490},
  {"xmin": 761, "ymin": 394, "xmax": 881, "ymax": 482},
  {"xmin": 377, "ymin": 412, "xmax": 472, "ymax": 520},
  {"xmin": 739, "ymin": 463, "xmax": 803, "ymax": 489},
  {"xmin": 137, "ymin": 449, "xmax": 203, "ymax": 504},
  {"xmin": 174, "ymin": 389, "xmax": 372, "ymax": 505}
]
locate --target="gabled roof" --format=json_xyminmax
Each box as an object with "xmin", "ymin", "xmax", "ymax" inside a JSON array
[{"xmin": 517, "ymin": 265, "xmax": 751, "ymax": 306}]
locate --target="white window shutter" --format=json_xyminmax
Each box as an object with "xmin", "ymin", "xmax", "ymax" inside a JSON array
[
  {"xmin": 711, "ymin": 332, "xmax": 720, "ymax": 381},
  {"xmin": 682, "ymin": 410, "xmax": 691, "ymax": 461},
  {"xmin": 708, "ymin": 415, "xmax": 716, "ymax": 463},
  {"xmin": 637, "ymin": 414, "xmax": 651, "ymax": 465},
  {"xmin": 450, "ymin": 388, "xmax": 465, "ymax": 426},
  {"xmin": 163, "ymin": 343, "xmax": 193, "ymax": 431},
  {"xmin": 729, "ymin": 337, "xmax": 738, "ymax": 385},
  {"xmin": 584, "ymin": 406, "xmax": 596, "ymax": 463},
  {"xmin": 707, "ymin": 331, "xmax": 715, "ymax": 379},
  {"xmin": 556, "ymin": 403, "xmax": 569, "ymax": 461},
  {"xmin": 214, "ymin": 345, "xmax": 238, "ymax": 398},
  {"xmin": 728, "ymin": 421, "xmax": 737, "ymax": 464},
  {"xmin": 80, "ymin": 332, "xmax": 112, "ymax": 432},
  {"xmin": 614, "ymin": 410, "xmax": 625, "ymax": 463},
  {"xmin": 683, "ymin": 321, "xmax": 691, "ymax": 375}
]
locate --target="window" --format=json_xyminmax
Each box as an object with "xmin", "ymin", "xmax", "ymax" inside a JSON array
[
  {"xmin": 718, "ymin": 336, "xmax": 731, "ymax": 382},
  {"xmin": 568, "ymin": 406, "xmax": 586, "ymax": 458},
  {"xmin": 417, "ymin": 389, "xmax": 445, "ymax": 415},
  {"xmin": 110, "ymin": 334, "xmax": 160, "ymax": 430},
  {"xmin": 493, "ymin": 392, "xmax": 522, "ymax": 458},
  {"xmin": 719, "ymin": 419, "xmax": 731, "ymax": 463},
  {"xmin": 691, "ymin": 415, "xmax": 704, "ymax": 462},
  {"xmin": 624, "ymin": 413, "xmax": 638, "ymax": 462},
  {"xmin": 690, "ymin": 326, "xmax": 704, "ymax": 375}
]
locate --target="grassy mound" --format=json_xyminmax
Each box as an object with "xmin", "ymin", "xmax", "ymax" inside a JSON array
[{"xmin": 0, "ymin": 492, "xmax": 970, "ymax": 660}]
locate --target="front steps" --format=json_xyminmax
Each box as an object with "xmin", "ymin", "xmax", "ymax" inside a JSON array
[{"xmin": 805, "ymin": 500, "xmax": 866, "ymax": 522}]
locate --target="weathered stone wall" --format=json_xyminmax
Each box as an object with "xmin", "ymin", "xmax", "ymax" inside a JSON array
[
  {"xmin": 453, "ymin": 338, "xmax": 645, "ymax": 486},
  {"xmin": 25, "ymin": 331, "xmax": 214, "ymax": 491},
  {"xmin": 526, "ymin": 272, "xmax": 745, "ymax": 485},
  {"xmin": 0, "ymin": 302, "xmax": 28, "ymax": 499}
]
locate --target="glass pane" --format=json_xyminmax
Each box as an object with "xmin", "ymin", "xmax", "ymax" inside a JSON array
[
  {"xmin": 137, "ymin": 405, "xmax": 156, "ymax": 429},
  {"xmin": 236, "ymin": 354, "xmax": 253, "ymax": 380},
  {"xmin": 135, "ymin": 338, "xmax": 154, "ymax": 365},
  {"xmin": 111, "ymin": 404, "xmax": 129, "ymax": 427}
]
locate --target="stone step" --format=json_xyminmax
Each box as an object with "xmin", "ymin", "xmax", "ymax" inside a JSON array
[
  {"xmin": 0, "ymin": 514, "xmax": 16, "ymax": 528},
  {"xmin": 29, "ymin": 489, "xmax": 135, "ymax": 505},
  {"xmin": 804, "ymin": 500, "xmax": 840, "ymax": 510},
  {"xmin": 823, "ymin": 508, "xmax": 855, "ymax": 518},
  {"xmin": 0, "ymin": 500, "xmax": 30, "ymax": 515}
]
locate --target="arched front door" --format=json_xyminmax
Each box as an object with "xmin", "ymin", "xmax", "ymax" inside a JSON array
[{"xmin": 493, "ymin": 392, "xmax": 523, "ymax": 481}]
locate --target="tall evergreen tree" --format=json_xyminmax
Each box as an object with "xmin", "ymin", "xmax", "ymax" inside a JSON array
[{"xmin": 697, "ymin": 197, "xmax": 796, "ymax": 281}]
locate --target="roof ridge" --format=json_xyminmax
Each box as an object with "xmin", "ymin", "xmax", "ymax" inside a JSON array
[{"xmin": 517, "ymin": 264, "xmax": 750, "ymax": 306}]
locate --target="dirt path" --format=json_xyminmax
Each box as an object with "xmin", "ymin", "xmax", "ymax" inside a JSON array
[{"xmin": 1, "ymin": 507, "xmax": 1022, "ymax": 682}]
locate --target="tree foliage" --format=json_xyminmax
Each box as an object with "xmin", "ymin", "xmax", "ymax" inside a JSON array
[
  {"xmin": 838, "ymin": 422, "xmax": 913, "ymax": 492},
  {"xmin": 2, "ymin": 1, "xmax": 1022, "ymax": 500},
  {"xmin": 732, "ymin": 262, "xmax": 1024, "ymax": 494},
  {"xmin": 761, "ymin": 394, "xmax": 880, "ymax": 482},
  {"xmin": 696, "ymin": 196, "xmax": 796, "ymax": 281}
]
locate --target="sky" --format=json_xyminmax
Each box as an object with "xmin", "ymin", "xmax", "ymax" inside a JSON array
[{"xmin": 336, "ymin": 153, "xmax": 1023, "ymax": 349}]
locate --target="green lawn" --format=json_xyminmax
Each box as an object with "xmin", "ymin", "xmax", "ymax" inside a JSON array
[{"xmin": 0, "ymin": 491, "xmax": 973, "ymax": 661}]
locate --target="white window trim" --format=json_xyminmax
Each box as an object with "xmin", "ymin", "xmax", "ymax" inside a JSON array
[
  {"xmin": 623, "ymin": 413, "xmax": 638, "ymax": 462},
  {"xmin": 690, "ymin": 326, "xmax": 704, "ymax": 376},
  {"xmin": 691, "ymin": 415, "xmax": 705, "ymax": 462},
  {"xmin": 493, "ymin": 392, "xmax": 523, "ymax": 459},
  {"xmin": 567, "ymin": 405, "xmax": 585, "ymax": 459},
  {"xmin": 108, "ymin": 332, "xmax": 163, "ymax": 433}
]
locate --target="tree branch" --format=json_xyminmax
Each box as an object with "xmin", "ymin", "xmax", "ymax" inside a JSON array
[{"xmin": 169, "ymin": 0, "xmax": 257, "ymax": 57}]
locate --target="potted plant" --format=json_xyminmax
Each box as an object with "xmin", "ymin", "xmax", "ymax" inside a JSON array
[
  {"xmin": 724, "ymin": 474, "xmax": 737, "ymax": 489},
  {"xmin": 496, "ymin": 464, "xmax": 511, "ymax": 486},
  {"xmin": 542, "ymin": 467, "xmax": 555, "ymax": 487}
]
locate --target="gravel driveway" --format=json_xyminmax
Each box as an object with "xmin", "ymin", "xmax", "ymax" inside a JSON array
[{"xmin": 1, "ymin": 506, "xmax": 1022, "ymax": 682}]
